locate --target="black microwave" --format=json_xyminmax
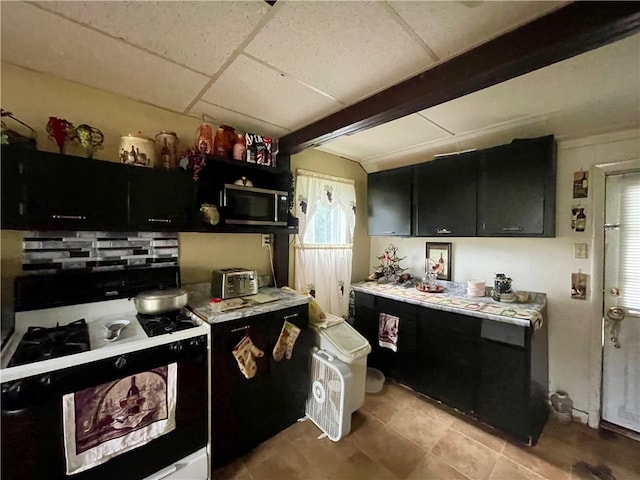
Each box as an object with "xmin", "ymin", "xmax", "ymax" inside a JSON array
[{"xmin": 220, "ymin": 184, "xmax": 289, "ymax": 226}]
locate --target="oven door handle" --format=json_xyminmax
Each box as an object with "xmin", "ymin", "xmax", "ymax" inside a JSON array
[{"xmin": 1, "ymin": 405, "xmax": 30, "ymax": 415}]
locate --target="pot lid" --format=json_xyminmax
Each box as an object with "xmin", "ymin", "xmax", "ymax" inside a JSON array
[
  {"xmin": 135, "ymin": 288, "xmax": 187, "ymax": 300},
  {"xmin": 156, "ymin": 130, "xmax": 178, "ymax": 136}
]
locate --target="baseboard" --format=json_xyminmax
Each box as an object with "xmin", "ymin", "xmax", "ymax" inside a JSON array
[{"xmin": 572, "ymin": 408, "xmax": 589, "ymax": 425}]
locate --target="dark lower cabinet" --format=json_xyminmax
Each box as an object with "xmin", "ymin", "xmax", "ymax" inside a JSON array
[
  {"xmin": 353, "ymin": 290, "xmax": 548, "ymax": 445},
  {"xmin": 478, "ymin": 319, "xmax": 549, "ymax": 444},
  {"xmin": 210, "ymin": 305, "xmax": 311, "ymax": 469},
  {"xmin": 416, "ymin": 309, "xmax": 480, "ymax": 413}
]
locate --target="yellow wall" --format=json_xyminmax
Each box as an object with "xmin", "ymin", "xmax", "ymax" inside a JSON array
[{"xmin": 0, "ymin": 63, "xmax": 363, "ymax": 305}]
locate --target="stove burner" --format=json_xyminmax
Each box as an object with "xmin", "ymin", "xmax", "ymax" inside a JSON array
[
  {"xmin": 8, "ymin": 319, "xmax": 91, "ymax": 367},
  {"xmin": 137, "ymin": 311, "xmax": 198, "ymax": 337}
]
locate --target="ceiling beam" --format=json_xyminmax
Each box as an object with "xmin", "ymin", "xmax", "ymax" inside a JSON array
[{"xmin": 279, "ymin": 1, "xmax": 640, "ymax": 155}]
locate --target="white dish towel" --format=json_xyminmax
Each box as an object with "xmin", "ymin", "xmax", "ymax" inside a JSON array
[{"xmin": 378, "ymin": 313, "xmax": 399, "ymax": 352}]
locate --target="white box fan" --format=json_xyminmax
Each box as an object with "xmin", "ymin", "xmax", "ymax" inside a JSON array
[{"xmin": 305, "ymin": 348, "xmax": 353, "ymax": 442}]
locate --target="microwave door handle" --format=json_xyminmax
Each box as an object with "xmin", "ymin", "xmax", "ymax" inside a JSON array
[
  {"xmin": 273, "ymin": 193, "xmax": 279, "ymax": 222},
  {"xmin": 219, "ymin": 189, "xmax": 226, "ymax": 207}
]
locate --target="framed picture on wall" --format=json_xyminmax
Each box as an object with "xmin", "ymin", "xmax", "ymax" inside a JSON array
[{"xmin": 426, "ymin": 242, "xmax": 452, "ymax": 281}]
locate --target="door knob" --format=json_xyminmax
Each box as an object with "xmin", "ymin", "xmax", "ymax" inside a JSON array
[
  {"xmin": 607, "ymin": 306, "xmax": 625, "ymax": 322},
  {"xmin": 609, "ymin": 287, "xmax": 621, "ymax": 297}
]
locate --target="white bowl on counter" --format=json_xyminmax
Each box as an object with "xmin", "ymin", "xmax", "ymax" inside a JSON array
[
  {"xmin": 467, "ymin": 279, "xmax": 486, "ymax": 297},
  {"xmin": 467, "ymin": 288, "xmax": 485, "ymax": 297}
]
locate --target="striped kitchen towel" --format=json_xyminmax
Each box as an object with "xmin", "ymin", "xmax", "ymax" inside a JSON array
[{"xmin": 379, "ymin": 313, "xmax": 399, "ymax": 352}]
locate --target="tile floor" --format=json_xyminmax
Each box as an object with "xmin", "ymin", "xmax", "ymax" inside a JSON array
[{"xmin": 213, "ymin": 381, "xmax": 640, "ymax": 480}]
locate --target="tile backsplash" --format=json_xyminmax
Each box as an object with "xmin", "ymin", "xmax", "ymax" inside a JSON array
[{"xmin": 22, "ymin": 231, "xmax": 178, "ymax": 274}]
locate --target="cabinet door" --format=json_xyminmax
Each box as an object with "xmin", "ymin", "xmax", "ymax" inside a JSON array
[
  {"xmin": 1, "ymin": 149, "xmax": 21, "ymax": 229},
  {"xmin": 477, "ymin": 135, "xmax": 556, "ymax": 237},
  {"xmin": 210, "ymin": 306, "xmax": 310, "ymax": 469},
  {"xmin": 353, "ymin": 293, "xmax": 417, "ymax": 386},
  {"xmin": 15, "ymin": 151, "xmax": 128, "ymax": 230},
  {"xmin": 210, "ymin": 316, "xmax": 272, "ymax": 468},
  {"xmin": 128, "ymin": 167, "xmax": 195, "ymax": 231},
  {"xmin": 417, "ymin": 309, "xmax": 479, "ymax": 412},
  {"xmin": 478, "ymin": 321, "xmax": 531, "ymax": 442},
  {"xmin": 414, "ymin": 152, "xmax": 477, "ymax": 237},
  {"xmin": 268, "ymin": 306, "xmax": 312, "ymax": 434},
  {"xmin": 376, "ymin": 297, "xmax": 418, "ymax": 386},
  {"xmin": 367, "ymin": 167, "xmax": 412, "ymax": 236}
]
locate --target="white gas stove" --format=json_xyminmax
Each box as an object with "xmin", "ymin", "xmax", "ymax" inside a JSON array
[
  {"xmin": 1, "ymin": 267, "xmax": 211, "ymax": 480},
  {"xmin": 0, "ymin": 297, "xmax": 209, "ymax": 383}
]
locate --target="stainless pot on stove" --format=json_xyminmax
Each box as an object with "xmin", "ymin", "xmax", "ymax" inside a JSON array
[{"xmin": 133, "ymin": 288, "xmax": 189, "ymax": 314}]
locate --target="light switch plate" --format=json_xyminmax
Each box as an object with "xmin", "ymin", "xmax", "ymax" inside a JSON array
[{"xmin": 574, "ymin": 243, "xmax": 588, "ymax": 259}]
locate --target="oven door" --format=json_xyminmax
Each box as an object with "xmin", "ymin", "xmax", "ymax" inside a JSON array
[{"xmin": 1, "ymin": 335, "xmax": 208, "ymax": 480}]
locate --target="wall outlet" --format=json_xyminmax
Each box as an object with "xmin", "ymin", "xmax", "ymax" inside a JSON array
[
  {"xmin": 574, "ymin": 243, "xmax": 588, "ymax": 259},
  {"xmin": 261, "ymin": 234, "xmax": 272, "ymax": 248}
]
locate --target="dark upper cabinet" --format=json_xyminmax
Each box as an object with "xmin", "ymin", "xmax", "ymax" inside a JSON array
[
  {"xmin": 367, "ymin": 166, "xmax": 412, "ymax": 236},
  {"xmin": 413, "ymin": 151, "xmax": 478, "ymax": 237},
  {"xmin": 1, "ymin": 150, "xmax": 128, "ymax": 231},
  {"xmin": 477, "ymin": 135, "xmax": 556, "ymax": 237},
  {"xmin": 365, "ymin": 135, "xmax": 556, "ymax": 239},
  {"xmin": 128, "ymin": 166, "xmax": 195, "ymax": 231}
]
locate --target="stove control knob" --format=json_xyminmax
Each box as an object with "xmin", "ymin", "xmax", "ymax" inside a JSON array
[
  {"xmin": 189, "ymin": 337, "xmax": 204, "ymax": 349},
  {"xmin": 40, "ymin": 375, "xmax": 53, "ymax": 387},
  {"xmin": 114, "ymin": 355, "xmax": 127, "ymax": 369},
  {"xmin": 169, "ymin": 342, "xmax": 183, "ymax": 353}
]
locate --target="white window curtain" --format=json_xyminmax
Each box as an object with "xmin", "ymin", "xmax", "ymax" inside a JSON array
[{"xmin": 294, "ymin": 169, "xmax": 356, "ymax": 317}]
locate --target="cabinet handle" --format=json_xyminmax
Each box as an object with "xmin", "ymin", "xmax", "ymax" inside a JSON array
[
  {"xmin": 502, "ymin": 226, "xmax": 523, "ymax": 232},
  {"xmin": 230, "ymin": 325, "xmax": 250, "ymax": 333},
  {"xmin": 284, "ymin": 313, "xmax": 299, "ymax": 320},
  {"xmin": 52, "ymin": 214, "xmax": 87, "ymax": 220},
  {"xmin": 436, "ymin": 228, "xmax": 452, "ymax": 235},
  {"xmin": 383, "ymin": 231, "xmax": 395, "ymax": 234},
  {"xmin": 148, "ymin": 218, "xmax": 172, "ymax": 223}
]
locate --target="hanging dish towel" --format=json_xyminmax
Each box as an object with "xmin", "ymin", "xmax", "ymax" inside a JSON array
[
  {"xmin": 62, "ymin": 364, "xmax": 177, "ymax": 475},
  {"xmin": 378, "ymin": 313, "xmax": 399, "ymax": 352}
]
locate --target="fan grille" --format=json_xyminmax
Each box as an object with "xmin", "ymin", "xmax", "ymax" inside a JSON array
[{"xmin": 305, "ymin": 352, "xmax": 347, "ymax": 441}]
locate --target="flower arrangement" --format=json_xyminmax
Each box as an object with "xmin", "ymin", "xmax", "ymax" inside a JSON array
[{"xmin": 178, "ymin": 147, "xmax": 206, "ymax": 181}]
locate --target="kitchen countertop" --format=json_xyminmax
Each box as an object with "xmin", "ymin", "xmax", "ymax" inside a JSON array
[
  {"xmin": 185, "ymin": 283, "xmax": 311, "ymax": 324},
  {"xmin": 351, "ymin": 280, "xmax": 546, "ymax": 329}
]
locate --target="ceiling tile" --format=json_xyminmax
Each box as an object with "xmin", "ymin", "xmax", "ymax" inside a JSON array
[
  {"xmin": 200, "ymin": 54, "xmax": 343, "ymax": 130},
  {"xmin": 189, "ymin": 101, "xmax": 291, "ymax": 139},
  {"xmin": 245, "ymin": 1, "xmax": 434, "ymax": 103},
  {"xmin": 1, "ymin": 2, "xmax": 210, "ymax": 112},
  {"xmin": 420, "ymin": 34, "xmax": 640, "ymax": 134},
  {"xmin": 316, "ymin": 114, "xmax": 451, "ymax": 161},
  {"xmin": 389, "ymin": 1, "xmax": 565, "ymax": 61},
  {"xmin": 33, "ymin": 1, "xmax": 270, "ymax": 76}
]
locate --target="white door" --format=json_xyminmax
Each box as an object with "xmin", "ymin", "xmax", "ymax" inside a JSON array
[{"xmin": 601, "ymin": 170, "xmax": 640, "ymax": 433}]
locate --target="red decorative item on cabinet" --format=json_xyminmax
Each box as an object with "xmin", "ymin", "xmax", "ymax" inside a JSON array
[{"xmin": 46, "ymin": 116, "xmax": 76, "ymax": 153}]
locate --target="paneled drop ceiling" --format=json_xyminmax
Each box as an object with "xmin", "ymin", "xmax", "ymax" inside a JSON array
[{"xmin": 1, "ymin": 1, "xmax": 639, "ymax": 173}]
